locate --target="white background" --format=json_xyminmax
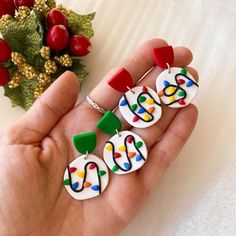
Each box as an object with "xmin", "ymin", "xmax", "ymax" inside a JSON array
[{"xmin": 1, "ymin": 0, "xmax": 236, "ymax": 235}]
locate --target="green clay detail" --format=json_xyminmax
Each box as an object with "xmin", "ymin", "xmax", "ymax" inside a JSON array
[
  {"xmin": 112, "ymin": 165, "xmax": 119, "ymax": 172},
  {"xmin": 131, "ymin": 104, "xmax": 138, "ymax": 111},
  {"xmin": 96, "ymin": 110, "xmax": 122, "ymax": 135},
  {"xmin": 63, "ymin": 179, "xmax": 70, "ymax": 186},
  {"xmin": 73, "ymin": 132, "xmax": 97, "ymax": 154},
  {"xmin": 99, "ymin": 170, "xmax": 106, "ymax": 176},
  {"xmin": 135, "ymin": 141, "xmax": 143, "ymax": 148},
  {"xmin": 138, "ymin": 96, "xmax": 146, "ymax": 103},
  {"xmin": 178, "ymin": 90, "xmax": 186, "ymax": 97},
  {"xmin": 180, "ymin": 68, "xmax": 187, "ymax": 75}
]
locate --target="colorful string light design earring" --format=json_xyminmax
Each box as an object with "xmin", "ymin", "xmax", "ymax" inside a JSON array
[
  {"xmin": 63, "ymin": 132, "xmax": 109, "ymax": 200},
  {"xmin": 153, "ymin": 46, "xmax": 199, "ymax": 108},
  {"xmin": 96, "ymin": 111, "xmax": 148, "ymax": 174},
  {"xmin": 108, "ymin": 68, "xmax": 162, "ymax": 128}
]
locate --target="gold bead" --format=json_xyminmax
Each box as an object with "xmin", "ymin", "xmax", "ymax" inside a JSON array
[
  {"xmin": 46, "ymin": 0, "xmax": 56, "ymax": 10},
  {"xmin": 8, "ymin": 72, "xmax": 21, "ymax": 88},
  {"xmin": 38, "ymin": 73, "xmax": 51, "ymax": 86},
  {"xmin": 40, "ymin": 46, "xmax": 50, "ymax": 60},
  {"xmin": 54, "ymin": 54, "xmax": 73, "ymax": 67},
  {"xmin": 34, "ymin": 72, "xmax": 52, "ymax": 98},
  {"xmin": 16, "ymin": 6, "xmax": 31, "ymax": 20},
  {"xmin": 44, "ymin": 60, "xmax": 57, "ymax": 74},
  {"xmin": 34, "ymin": 0, "xmax": 45, "ymax": 13},
  {"xmin": 20, "ymin": 64, "xmax": 38, "ymax": 80},
  {"xmin": 0, "ymin": 14, "xmax": 12, "ymax": 27},
  {"xmin": 34, "ymin": 84, "xmax": 44, "ymax": 98},
  {"xmin": 11, "ymin": 52, "xmax": 26, "ymax": 66}
]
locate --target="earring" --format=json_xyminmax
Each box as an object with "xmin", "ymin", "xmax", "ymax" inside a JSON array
[
  {"xmin": 153, "ymin": 46, "xmax": 199, "ymax": 108},
  {"xmin": 96, "ymin": 111, "xmax": 148, "ymax": 174},
  {"xmin": 108, "ymin": 68, "xmax": 162, "ymax": 128},
  {"xmin": 63, "ymin": 132, "xmax": 109, "ymax": 200}
]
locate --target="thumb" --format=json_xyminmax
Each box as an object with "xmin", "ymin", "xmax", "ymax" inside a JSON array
[{"xmin": 9, "ymin": 71, "xmax": 80, "ymax": 144}]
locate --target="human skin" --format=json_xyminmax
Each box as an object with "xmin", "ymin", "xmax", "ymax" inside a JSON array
[{"xmin": 0, "ymin": 39, "xmax": 198, "ymax": 236}]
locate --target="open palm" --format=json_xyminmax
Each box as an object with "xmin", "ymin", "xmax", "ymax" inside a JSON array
[{"xmin": 0, "ymin": 39, "xmax": 198, "ymax": 236}]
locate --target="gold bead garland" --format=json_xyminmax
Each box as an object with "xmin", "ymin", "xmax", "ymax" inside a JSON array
[
  {"xmin": 11, "ymin": 51, "xmax": 58, "ymax": 96},
  {"xmin": 10, "ymin": 50, "xmax": 73, "ymax": 96}
]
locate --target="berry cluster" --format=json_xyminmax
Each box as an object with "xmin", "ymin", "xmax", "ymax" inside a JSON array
[
  {"xmin": 0, "ymin": 38, "xmax": 11, "ymax": 86},
  {"xmin": 46, "ymin": 8, "xmax": 91, "ymax": 56}
]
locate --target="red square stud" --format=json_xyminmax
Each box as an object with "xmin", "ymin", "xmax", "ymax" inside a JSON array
[
  {"xmin": 107, "ymin": 68, "xmax": 133, "ymax": 93},
  {"xmin": 153, "ymin": 46, "xmax": 174, "ymax": 69}
]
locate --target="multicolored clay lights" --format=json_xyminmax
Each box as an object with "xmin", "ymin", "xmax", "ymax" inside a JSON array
[
  {"xmin": 63, "ymin": 132, "xmax": 109, "ymax": 200},
  {"xmin": 63, "ymin": 45, "xmax": 199, "ymax": 200},
  {"xmin": 96, "ymin": 111, "xmax": 148, "ymax": 174},
  {"xmin": 153, "ymin": 46, "xmax": 199, "ymax": 108},
  {"xmin": 108, "ymin": 68, "xmax": 163, "ymax": 128}
]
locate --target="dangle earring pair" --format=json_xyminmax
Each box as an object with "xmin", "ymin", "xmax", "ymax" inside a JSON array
[
  {"xmin": 63, "ymin": 109, "xmax": 149, "ymax": 200},
  {"xmin": 63, "ymin": 45, "xmax": 199, "ymax": 200}
]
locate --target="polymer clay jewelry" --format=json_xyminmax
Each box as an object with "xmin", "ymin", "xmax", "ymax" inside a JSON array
[
  {"xmin": 108, "ymin": 68, "xmax": 162, "ymax": 128},
  {"xmin": 63, "ymin": 132, "xmax": 109, "ymax": 200},
  {"xmin": 96, "ymin": 111, "xmax": 148, "ymax": 174},
  {"xmin": 153, "ymin": 46, "xmax": 199, "ymax": 108}
]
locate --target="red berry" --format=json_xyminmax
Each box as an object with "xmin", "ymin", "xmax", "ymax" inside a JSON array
[
  {"xmin": 46, "ymin": 25, "xmax": 69, "ymax": 51},
  {"xmin": 0, "ymin": 66, "xmax": 10, "ymax": 86},
  {"xmin": 69, "ymin": 35, "xmax": 91, "ymax": 57},
  {"xmin": 0, "ymin": 39, "xmax": 12, "ymax": 62},
  {"xmin": 47, "ymin": 8, "xmax": 68, "ymax": 29},
  {"xmin": 0, "ymin": 0, "xmax": 15, "ymax": 17},
  {"xmin": 14, "ymin": 0, "xmax": 35, "ymax": 7}
]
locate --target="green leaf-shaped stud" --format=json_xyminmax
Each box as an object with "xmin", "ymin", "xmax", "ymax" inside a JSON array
[
  {"xmin": 131, "ymin": 104, "xmax": 138, "ymax": 111},
  {"xmin": 135, "ymin": 141, "xmax": 143, "ymax": 148},
  {"xmin": 96, "ymin": 111, "xmax": 122, "ymax": 135},
  {"xmin": 180, "ymin": 68, "xmax": 187, "ymax": 75},
  {"xmin": 178, "ymin": 90, "xmax": 186, "ymax": 97},
  {"xmin": 98, "ymin": 170, "xmax": 106, "ymax": 176},
  {"xmin": 112, "ymin": 165, "xmax": 119, "ymax": 172},
  {"xmin": 73, "ymin": 132, "xmax": 97, "ymax": 154},
  {"xmin": 63, "ymin": 179, "xmax": 70, "ymax": 186},
  {"xmin": 138, "ymin": 96, "xmax": 146, "ymax": 103}
]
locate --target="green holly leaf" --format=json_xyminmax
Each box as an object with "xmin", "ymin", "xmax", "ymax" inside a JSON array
[
  {"xmin": 0, "ymin": 12, "xmax": 43, "ymax": 66},
  {"xmin": 70, "ymin": 59, "xmax": 89, "ymax": 82},
  {"xmin": 4, "ymin": 75, "xmax": 38, "ymax": 110},
  {"xmin": 72, "ymin": 12, "xmax": 96, "ymax": 38}
]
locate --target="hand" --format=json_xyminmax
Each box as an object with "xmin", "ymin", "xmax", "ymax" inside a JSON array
[{"xmin": 0, "ymin": 39, "xmax": 198, "ymax": 236}]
